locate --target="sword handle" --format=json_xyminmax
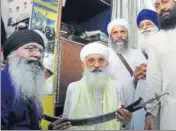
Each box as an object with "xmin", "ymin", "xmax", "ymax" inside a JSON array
[{"xmin": 125, "ymin": 97, "xmax": 144, "ymax": 112}]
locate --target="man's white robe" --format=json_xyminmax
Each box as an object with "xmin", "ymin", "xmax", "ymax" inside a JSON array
[
  {"xmin": 63, "ymin": 79, "xmax": 123, "ymax": 130},
  {"xmin": 108, "ymin": 47, "xmax": 147, "ymax": 129},
  {"xmin": 146, "ymin": 29, "xmax": 176, "ymax": 130}
]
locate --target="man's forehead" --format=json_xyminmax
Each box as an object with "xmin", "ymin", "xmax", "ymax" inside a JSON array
[
  {"xmin": 112, "ymin": 25, "xmax": 127, "ymax": 32},
  {"xmin": 86, "ymin": 54, "xmax": 105, "ymax": 59},
  {"xmin": 155, "ymin": 0, "xmax": 166, "ymax": 4},
  {"xmin": 22, "ymin": 43, "xmax": 43, "ymax": 49},
  {"xmin": 140, "ymin": 19, "xmax": 155, "ymax": 25}
]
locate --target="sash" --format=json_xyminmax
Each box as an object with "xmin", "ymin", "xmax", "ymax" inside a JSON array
[{"xmin": 117, "ymin": 53, "xmax": 138, "ymax": 88}]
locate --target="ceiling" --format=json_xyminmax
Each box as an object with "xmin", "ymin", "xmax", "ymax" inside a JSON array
[{"xmin": 61, "ymin": 0, "xmax": 111, "ymax": 24}]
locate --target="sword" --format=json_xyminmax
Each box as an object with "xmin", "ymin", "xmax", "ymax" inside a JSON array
[{"xmin": 43, "ymin": 93, "xmax": 169, "ymax": 126}]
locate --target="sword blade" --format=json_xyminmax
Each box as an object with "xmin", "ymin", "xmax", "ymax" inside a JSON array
[
  {"xmin": 69, "ymin": 111, "xmax": 117, "ymax": 126},
  {"xmin": 43, "ymin": 98, "xmax": 144, "ymax": 126}
]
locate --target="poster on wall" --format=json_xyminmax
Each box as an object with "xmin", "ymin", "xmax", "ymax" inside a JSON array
[{"xmin": 29, "ymin": 0, "xmax": 59, "ymax": 53}]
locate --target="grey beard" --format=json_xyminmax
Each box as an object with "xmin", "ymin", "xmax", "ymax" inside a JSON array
[
  {"xmin": 111, "ymin": 38, "xmax": 128, "ymax": 54},
  {"xmin": 8, "ymin": 52, "xmax": 46, "ymax": 103}
]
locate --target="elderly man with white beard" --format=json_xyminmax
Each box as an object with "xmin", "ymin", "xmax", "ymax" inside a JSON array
[
  {"xmin": 107, "ymin": 18, "xmax": 147, "ymax": 129},
  {"xmin": 61, "ymin": 42, "xmax": 132, "ymax": 130},
  {"xmin": 1, "ymin": 30, "xmax": 71, "ymax": 130},
  {"xmin": 137, "ymin": 9, "xmax": 160, "ymax": 55},
  {"xmin": 131, "ymin": 9, "xmax": 160, "ymax": 130},
  {"xmin": 144, "ymin": 0, "xmax": 176, "ymax": 130}
]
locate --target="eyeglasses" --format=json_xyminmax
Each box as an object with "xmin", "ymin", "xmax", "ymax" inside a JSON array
[
  {"xmin": 85, "ymin": 56, "xmax": 107, "ymax": 68},
  {"xmin": 24, "ymin": 46, "xmax": 44, "ymax": 55}
]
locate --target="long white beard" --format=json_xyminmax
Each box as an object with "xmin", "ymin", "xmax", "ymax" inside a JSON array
[
  {"xmin": 8, "ymin": 52, "xmax": 46, "ymax": 102},
  {"xmin": 138, "ymin": 26, "xmax": 159, "ymax": 52},
  {"xmin": 83, "ymin": 67, "xmax": 110, "ymax": 89}
]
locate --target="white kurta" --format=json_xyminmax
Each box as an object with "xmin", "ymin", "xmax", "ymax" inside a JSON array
[
  {"xmin": 146, "ymin": 30, "xmax": 176, "ymax": 130},
  {"xmin": 108, "ymin": 47, "xmax": 147, "ymax": 129},
  {"xmin": 63, "ymin": 79, "xmax": 123, "ymax": 130}
]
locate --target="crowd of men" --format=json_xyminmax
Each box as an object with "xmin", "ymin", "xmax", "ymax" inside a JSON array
[{"xmin": 1, "ymin": 0, "xmax": 176, "ymax": 130}]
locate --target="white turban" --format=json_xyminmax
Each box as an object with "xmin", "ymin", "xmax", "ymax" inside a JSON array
[
  {"xmin": 43, "ymin": 53, "xmax": 54, "ymax": 73},
  {"xmin": 107, "ymin": 18, "xmax": 129, "ymax": 35},
  {"xmin": 80, "ymin": 42, "xmax": 109, "ymax": 62}
]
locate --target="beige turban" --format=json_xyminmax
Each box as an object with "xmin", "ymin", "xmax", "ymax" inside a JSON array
[
  {"xmin": 80, "ymin": 42, "xmax": 109, "ymax": 62},
  {"xmin": 107, "ymin": 18, "xmax": 129, "ymax": 35}
]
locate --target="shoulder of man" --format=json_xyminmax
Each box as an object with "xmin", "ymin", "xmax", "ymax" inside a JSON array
[
  {"xmin": 1, "ymin": 66, "xmax": 15, "ymax": 101},
  {"xmin": 129, "ymin": 48, "xmax": 147, "ymax": 63},
  {"xmin": 67, "ymin": 80, "xmax": 83, "ymax": 92}
]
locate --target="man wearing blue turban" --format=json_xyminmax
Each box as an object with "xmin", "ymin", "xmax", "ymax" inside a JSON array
[
  {"xmin": 132, "ymin": 9, "xmax": 160, "ymax": 130},
  {"xmin": 137, "ymin": 9, "xmax": 159, "ymax": 53}
]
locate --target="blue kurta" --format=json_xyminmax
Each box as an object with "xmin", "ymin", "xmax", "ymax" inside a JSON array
[{"xmin": 1, "ymin": 66, "xmax": 43, "ymax": 130}]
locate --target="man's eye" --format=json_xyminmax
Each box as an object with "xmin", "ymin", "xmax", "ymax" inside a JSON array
[
  {"xmin": 88, "ymin": 58, "xmax": 95, "ymax": 62},
  {"xmin": 112, "ymin": 31, "xmax": 118, "ymax": 34},
  {"xmin": 155, "ymin": 4, "xmax": 159, "ymax": 9},
  {"xmin": 146, "ymin": 22, "xmax": 152, "ymax": 26},
  {"xmin": 98, "ymin": 58, "xmax": 105, "ymax": 62},
  {"xmin": 121, "ymin": 30, "xmax": 126, "ymax": 34},
  {"xmin": 28, "ymin": 48, "xmax": 34, "ymax": 52}
]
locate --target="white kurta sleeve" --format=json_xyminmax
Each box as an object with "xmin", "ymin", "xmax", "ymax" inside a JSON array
[
  {"xmin": 146, "ymin": 44, "xmax": 162, "ymax": 117},
  {"xmin": 114, "ymin": 81, "xmax": 132, "ymax": 130},
  {"xmin": 62, "ymin": 83, "xmax": 74, "ymax": 117},
  {"xmin": 119, "ymin": 82, "xmax": 128, "ymax": 107}
]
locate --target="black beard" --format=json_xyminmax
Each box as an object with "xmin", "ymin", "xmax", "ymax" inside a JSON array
[{"xmin": 159, "ymin": 4, "xmax": 176, "ymax": 30}]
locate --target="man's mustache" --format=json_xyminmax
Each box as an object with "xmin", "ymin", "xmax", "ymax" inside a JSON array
[
  {"xmin": 91, "ymin": 68, "xmax": 102, "ymax": 73},
  {"xmin": 114, "ymin": 38, "xmax": 125, "ymax": 43},
  {"xmin": 142, "ymin": 30, "xmax": 151, "ymax": 34},
  {"xmin": 160, "ymin": 8, "xmax": 171, "ymax": 17},
  {"xmin": 26, "ymin": 59, "xmax": 44, "ymax": 69}
]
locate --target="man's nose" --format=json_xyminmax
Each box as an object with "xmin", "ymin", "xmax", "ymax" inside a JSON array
[
  {"xmin": 32, "ymin": 51, "xmax": 42, "ymax": 59},
  {"xmin": 117, "ymin": 32, "xmax": 122, "ymax": 38},
  {"xmin": 160, "ymin": 4, "xmax": 166, "ymax": 11},
  {"xmin": 143, "ymin": 24, "xmax": 148, "ymax": 30},
  {"xmin": 94, "ymin": 61, "xmax": 100, "ymax": 68}
]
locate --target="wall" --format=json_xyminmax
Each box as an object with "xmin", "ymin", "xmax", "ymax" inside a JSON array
[
  {"xmin": 78, "ymin": 8, "xmax": 112, "ymax": 36},
  {"xmin": 1, "ymin": 0, "xmax": 32, "ymax": 36}
]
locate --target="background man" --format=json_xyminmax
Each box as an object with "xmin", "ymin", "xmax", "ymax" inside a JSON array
[
  {"xmin": 43, "ymin": 53, "xmax": 54, "ymax": 94},
  {"xmin": 62, "ymin": 42, "xmax": 132, "ymax": 130},
  {"xmin": 134, "ymin": 8, "xmax": 160, "ymax": 130},
  {"xmin": 137, "ymin": 9, "xmax": 160, "ymax": 54},
  {"xmin": 145, "ymin": 0, "xmax": 176, "ymax": 130},
  {"xmin": 107, "ymin": 18, "xmax": 147, "ymax": 129}
]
